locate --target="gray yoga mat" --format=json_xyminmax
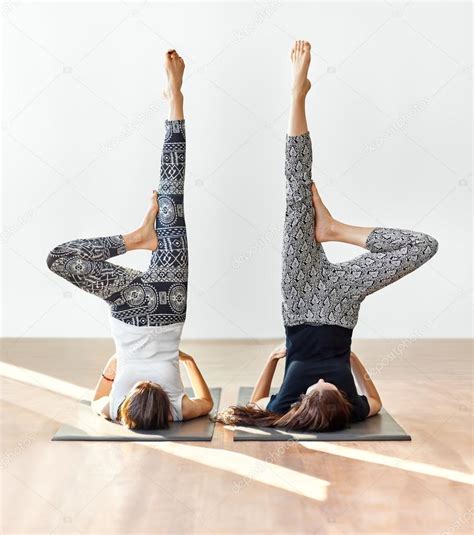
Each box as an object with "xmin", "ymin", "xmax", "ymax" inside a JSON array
[
  {"xmin": 233, "ymin": 387, "xmax": 411, "ymax": 442},
  {"xmin": 52, "ymin": 388, "xmax": 221, "ymax": 442}
]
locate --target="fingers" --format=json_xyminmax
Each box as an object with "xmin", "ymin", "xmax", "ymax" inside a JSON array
[{"xmin": 274, "ymin": 342, "xmax": 287, "ymax": 353}]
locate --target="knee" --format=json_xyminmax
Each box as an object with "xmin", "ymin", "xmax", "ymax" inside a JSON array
[
  {"xmin": 425, "ymin": 234, "xmax": 438, "ymax": 256},
  {"xmin": 46, "ymin": 245, "xmax": 65, "ymax": 271},
  {"xmin": 419, "ymin": 233, "xmax": 438, "ymax": 261},
  {"xmin": 46, "ymin": 250, "xmax": 57, "ymax": 271}
]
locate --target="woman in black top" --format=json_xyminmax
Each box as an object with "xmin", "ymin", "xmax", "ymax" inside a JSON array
[{"xmin": 216, "ymin": 41, "xmax": 438, "ymax": 432}]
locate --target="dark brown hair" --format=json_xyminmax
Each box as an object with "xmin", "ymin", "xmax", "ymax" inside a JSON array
[
  {"xmin": 215, "ymin": 389, "xmax": 352, "ymax": 432},
  {"xmin": 118, "ymin": 381, "xmax": 171, "ymax": 430}
]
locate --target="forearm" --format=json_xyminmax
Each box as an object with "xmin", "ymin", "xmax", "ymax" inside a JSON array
[
  {"xmin": 183, "ymin": 359, "xmax": 212, "ymax": 402},
  {"xmin": 350, "ymin": 353, "xmax": 382, "ymax": 404},
  {"xmin": 92, "ymin": 356, "xmax": 116, "ymax": 401},
  {"xmin": 250, "ymin": 357, "xmax": 278, "ymax": 403}
]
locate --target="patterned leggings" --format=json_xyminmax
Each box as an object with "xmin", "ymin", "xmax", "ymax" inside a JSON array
[
  {"xmin": 282, "ymin": 132, "xmax": 439, "ymax": 329},
  {"xmin": 47, "ymin": 120, "xmax": 188, "ymax": 327}
]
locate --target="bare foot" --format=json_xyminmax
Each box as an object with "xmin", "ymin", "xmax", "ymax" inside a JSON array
[
  {"xmin": 163, "ymin": 49, "xmax": 185, "ymax": 100},
  {"xmin": 139, "ymin": 191, "xmax": 159, "ymax": 250},
  {"xmin": 123, "ymin": 192, "xmax": 159, "ymax": 251},
  {"xmin": 291, "ymin": 40, "xmax": 311, "ymax": 98},
  {"xmin": 311, "ymin": 184, "xmax": 338, "ymax": 243}
]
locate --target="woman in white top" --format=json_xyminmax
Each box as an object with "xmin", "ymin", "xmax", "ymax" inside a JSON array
[{"xmin": 47, "ymin": 50, "xmax": 213, "ymax": 429}]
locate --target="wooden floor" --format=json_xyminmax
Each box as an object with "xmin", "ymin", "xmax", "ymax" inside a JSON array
[{"xmin": 1, "ymin": 338, "xmax": 472, "ymax": 534}]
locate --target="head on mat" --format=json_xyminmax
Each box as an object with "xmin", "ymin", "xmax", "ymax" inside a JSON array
[
  {"xmin": 117, "ymin": 381, "xmax": 172, "ymax": 430},
  {"xmin": 216, "ymin": 382, "xmax": 352, "ymax": 432}
]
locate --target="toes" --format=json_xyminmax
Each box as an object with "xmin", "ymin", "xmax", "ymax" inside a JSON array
[
  {"xmin": 293, "ymin": 40, "xmax": 310, "ymax": 59},
  {"xmin": 168, "ymin": 49, "xmax": 180, "ymax": 61}
]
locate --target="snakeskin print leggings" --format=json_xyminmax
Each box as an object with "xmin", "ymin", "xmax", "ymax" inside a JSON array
[
  {"xmin": 47, "ymin": 120, "xmax": 188, "ymax": 327},
  {"xmin": 282, "ymin": 132, "xmax": 438, "ymax": 329}
]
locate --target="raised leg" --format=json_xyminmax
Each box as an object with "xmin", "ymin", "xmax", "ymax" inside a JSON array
[
  {"xmin": 46, "ymin": 236, "xmax": 142, "ymax": 302},
  {"xmin": 140, "ymin": 50, "xmax": 188, "ymax": 325},
  {"xmin": 324, "ymin": 225, "xmax": 438, "ymax": 302},
  {"xmin": 281, "ymin": 40, "xmax": 439, "ymax": 329},
  {"xmin": 282, "ymin": 41, "xmax": 327, "ymax": 325},
  {"xmin": 310, "ymin": 180, "xmax": 439, "ymax": 327}
]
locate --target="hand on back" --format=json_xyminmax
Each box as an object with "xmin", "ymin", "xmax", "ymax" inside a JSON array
[{"xmin": 269, "ymin": 344, "xmax": 287, "ymax": 361}]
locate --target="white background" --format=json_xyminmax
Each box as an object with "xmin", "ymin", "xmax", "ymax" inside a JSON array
[{"xmin": 1, "ymin": 1, "xmax": 472, "ymax": 339}]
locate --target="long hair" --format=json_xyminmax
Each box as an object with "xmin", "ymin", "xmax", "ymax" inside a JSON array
[
  {"xmin": 215, "ymin": 389, "xmax": 352, "ymax": 432},
  {"xmin": 118, "ymin": 381, "xmax": 171, "ymax": 430}
]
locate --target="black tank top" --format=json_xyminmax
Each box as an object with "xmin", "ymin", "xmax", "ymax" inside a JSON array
[{"xmin": 266, "ymin": 324, "xmax": 369, "ymax": 422}]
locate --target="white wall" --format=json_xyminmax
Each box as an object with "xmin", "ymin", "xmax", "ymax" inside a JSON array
[{"xmin": 1, "ymin": 1, "xmax": 472, "ymax": 339}]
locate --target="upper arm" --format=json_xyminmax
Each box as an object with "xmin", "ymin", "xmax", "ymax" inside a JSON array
[
  {"xmin": 91, "ymin": 396, "xmax": 110, "ymax": 419},
  {"xmin": 181, "ymin": 395, "xmax": 213, "ymax": 420},
  {"xmin": 367, "ymin": 396, "xmax": 382, "ymax": 417}
]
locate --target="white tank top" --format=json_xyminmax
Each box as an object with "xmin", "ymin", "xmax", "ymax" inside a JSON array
[{"xmin": 108, "ymin": 316, "xmax": 185, "ymax": 422}]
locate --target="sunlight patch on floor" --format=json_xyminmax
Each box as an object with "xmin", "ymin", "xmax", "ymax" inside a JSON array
[
  {"xmin": 0, "ymin": 361, "xmax": 92, "ymax": 400},
  {"xmin": 302, "ymin": 442, "xmax": 474, "ymax": 485},
  {"xmin": 145, "ymin": 442, "xmax": 329, "ymax": 501}
]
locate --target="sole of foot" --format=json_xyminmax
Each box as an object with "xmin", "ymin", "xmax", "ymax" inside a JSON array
[
  {"xmin": 312, "ymin": 184, "xmax": 338, "ymax": 243},
  {"xmin": 139, "ymin": 191, "xmax": 159, "ymax": 251}
]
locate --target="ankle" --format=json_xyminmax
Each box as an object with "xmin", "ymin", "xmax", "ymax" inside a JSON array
[
  {"xmin": 123, "ymin": 229, "xmax": 144, "ymax": 251},
  {"xmin": 329, "ymin": 220, "xmax": 344, "ymax": 241},
  {"xmin": 168, "ymin": 89, "xmax": 183, "ymax": 102},
  {"xmin": 317, "ymin": 218, "xmax": 340, "ymax": 243},
  {"xmin": 168, "ymin": 94, "xmax": 184, "ymax": 121},
  {"xmin": 291, "ymin": 89, "xmax": 307, "ymax": 102}
]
